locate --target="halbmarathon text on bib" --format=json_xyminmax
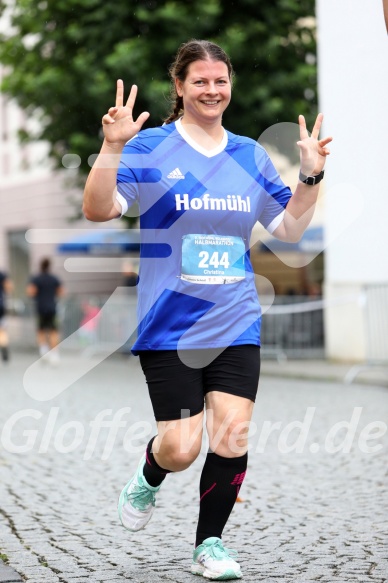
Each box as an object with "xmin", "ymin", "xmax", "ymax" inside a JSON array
[{"xmin": 181, "ymin": 234, "xmax": 246, "ymax": 284}]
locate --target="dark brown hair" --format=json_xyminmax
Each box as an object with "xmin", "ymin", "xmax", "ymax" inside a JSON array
[
  {"xmin": 40, "ymin": 258, "xmax": 51, "ymax": 273},
  {"xmin": 164, "ymin": 39, "xmax": 234, "ymax": 125}
]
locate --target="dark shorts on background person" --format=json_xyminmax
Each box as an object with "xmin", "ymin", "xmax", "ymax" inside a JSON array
[
  {"xmin": 0, "ymin": 306, "xmax": 5, "ymax": 321},
  {"xmin": 37, "ymin": 312, "xmax": 57, "ymax": 331},
  {"xmin": 139, "ymin": 345, "xmax": 261, "ymax": 421}
]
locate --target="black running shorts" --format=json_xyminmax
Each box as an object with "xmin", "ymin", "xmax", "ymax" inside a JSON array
[
  {"xmin": 138, "ymin": 345, "xmax": 260, "ymax": 422},
  {"xmin": 37, "ymin": 312, "xmax": 57, "ymax": 331}
]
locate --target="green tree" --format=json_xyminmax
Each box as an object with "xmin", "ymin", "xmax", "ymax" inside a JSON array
[{"xmin": 0, "ymin": 0, "xmax": 317, "ymax": 179}]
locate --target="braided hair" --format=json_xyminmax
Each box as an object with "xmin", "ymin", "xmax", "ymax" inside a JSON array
[{"xmin": 164, "ymin": 39, "xmax": 234, "ymax": 125}]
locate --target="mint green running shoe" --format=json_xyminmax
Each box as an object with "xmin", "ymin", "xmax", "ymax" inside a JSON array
[
  {"xmin": 118, "ymin": 454, "xmax": 161, "ymax": 531},
  {"xmin": 191, "ymin": 537, "xmax": 242, "ymax": 580}
]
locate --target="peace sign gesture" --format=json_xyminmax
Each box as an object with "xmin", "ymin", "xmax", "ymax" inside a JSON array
[
  {"xmin": 102, "ymin": 80, "xmax": 150, "ymax": 146},
  {"xmin": 297, "ymin": 113, "xmax": 332, "ymax": 177}
]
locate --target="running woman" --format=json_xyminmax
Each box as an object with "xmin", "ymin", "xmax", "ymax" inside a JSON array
[{"xmin": 83, "ymin": 39, "xmax": 332, "ymax": 580}]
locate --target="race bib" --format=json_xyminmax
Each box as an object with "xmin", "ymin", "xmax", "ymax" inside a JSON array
[{"xmin": 181, "ymin": 234, "xmax": 245, "ymax": 284}]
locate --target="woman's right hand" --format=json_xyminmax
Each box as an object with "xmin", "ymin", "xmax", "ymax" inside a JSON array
[{"xmin": 102, "ymin": 80, "xmax": 150, "ymax": 146}]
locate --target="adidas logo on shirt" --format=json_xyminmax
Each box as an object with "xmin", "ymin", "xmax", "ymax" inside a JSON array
[{"xmin": 167, "ymin": 167, "xmax": 185, "ymax": 179}]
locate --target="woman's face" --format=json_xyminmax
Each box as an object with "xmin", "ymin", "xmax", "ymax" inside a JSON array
[{"xmin": 175, "ymin": 59, "xmax": 231, "ymax": 127}]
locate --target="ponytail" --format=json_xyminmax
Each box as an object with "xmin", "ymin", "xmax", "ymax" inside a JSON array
[{"xmin": 164, "ymin": 96, "xmax": 183, "ymax": 125}]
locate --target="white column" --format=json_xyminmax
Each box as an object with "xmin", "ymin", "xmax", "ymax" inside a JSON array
[{"xmin": 317, "ymin": 0, "xmax": 388, "ymax": 361}]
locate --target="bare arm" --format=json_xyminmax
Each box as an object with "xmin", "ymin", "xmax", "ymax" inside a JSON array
[
  {"xmin": 83, "ymin": 140, "xmax": 125, "ymax": 221},
  {"xmin": 273, "ymin": 182, "xmax": 320, "ymax": 243},
  {"xmin": 26, "ymin": 283, "xmax": 37, "ymax": 298},
  {"xmin": 83, "ymin": 81, "xmax": 150, "ymax": 222},
  {"xmin": 3, "ymin": 278, "xmax": 13, "ymax": 295},
  {"xmin": 273, "ymin": 113, "xmax": 332, "ymax": 243}
]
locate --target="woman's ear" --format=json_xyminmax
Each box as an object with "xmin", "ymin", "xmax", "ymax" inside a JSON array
[{"xmin": 175, "ymin": 78, "xmax": 183, "ymax": 97}]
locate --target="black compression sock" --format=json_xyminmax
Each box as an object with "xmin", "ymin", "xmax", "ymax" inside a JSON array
[
  {"xmin": 142, "ymin": 436, "xmax": 172, "ymax": 487},
  {"xmin": 195, "ymin": 451, "xmax": 248, "ymax": 547}
]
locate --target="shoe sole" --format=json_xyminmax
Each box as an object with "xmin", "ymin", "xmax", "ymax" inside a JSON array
[
  {"xmin": 191, "ymin": 564, "xmax": 242, "ymax": 580},
  {"xmin": 118, "ymin": 484, "xmax": 154, "ymax": 531},
  {"xmin": 117, "ymin": 455, "xmax": 154, "ymax": 532}
]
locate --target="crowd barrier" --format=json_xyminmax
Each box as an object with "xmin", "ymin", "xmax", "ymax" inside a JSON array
[
  {"xmin": 6, "ymin": 293, "xmax": 325, "ymax": 360},
  {"xmin": 7, "ymin": 287, "xmax": 386, "ymax": 375},
  {"xmin": 260, "ymin": 295, "xmax": 325, "ymax": 361}
]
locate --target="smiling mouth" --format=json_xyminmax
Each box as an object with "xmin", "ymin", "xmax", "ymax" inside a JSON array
[{"xmin": 201, "ymin": 100, "xmax": 220, "ymax": 105}]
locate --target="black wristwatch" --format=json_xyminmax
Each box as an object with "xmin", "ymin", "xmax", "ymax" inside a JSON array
[{"xmin": 299, "ymin": 169, "xmax": 325, "ymax": 186}]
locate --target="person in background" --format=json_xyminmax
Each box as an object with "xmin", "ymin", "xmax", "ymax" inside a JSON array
[
  {"xmin": 26, "ymin": 258, "xmax": 64, "ymax": 364},
  {"xmin": 0, "ymin": 270, "xmax": 13, "ymax": 363},
  {"xmin": 78, "ymin": 297, "xmax": 101, "ymax": 345},
  {"xmin": 121, "ymin": 259, "xmax": 139, "ymax": 291},
  {"xmin": 119, "ymin": 260, "xmax": 139, "ymax": 355}
]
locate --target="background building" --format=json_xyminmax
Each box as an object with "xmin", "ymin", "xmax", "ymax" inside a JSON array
[
  {"xmin": 318, "ymin": 0, "xmax": 388, "ymax": 363},
  {"xmin": 0, "ymin": 70, "xmax": 127, "ymax": 302}
]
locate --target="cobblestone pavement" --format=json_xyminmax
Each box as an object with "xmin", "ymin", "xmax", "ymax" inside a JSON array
[{"xmin": 0, "ymin": 353, "xmax": 387, "ymax": 582}]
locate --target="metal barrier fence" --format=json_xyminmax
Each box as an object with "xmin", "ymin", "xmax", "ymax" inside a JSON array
[
  {"xmin": 7, "ymin": 287, "xmax": 386, "ymax": 369},
  {"xmin": 6, "ymin": 293, "xmax": 325, "ymax": 359},
  {"xmin": 260, "ymin": 295, "xmax": 325, "ymax": 361},
  {"xmin": 59, "ymin": 291, "xmax": 138, "ymax": 356},
  {"xmin": 7, "ymin": 291, "xmax": 138, "ymax": 355}
]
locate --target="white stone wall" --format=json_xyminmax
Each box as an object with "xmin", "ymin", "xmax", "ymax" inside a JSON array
[{"xmin": 317, "ymin": 0, "xmax": 388, "ymax": 361}]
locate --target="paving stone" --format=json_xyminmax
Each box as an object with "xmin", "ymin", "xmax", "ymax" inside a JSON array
[{"xmin": 0, "ymin": 563, "xmax": 23, "ymax": 583}]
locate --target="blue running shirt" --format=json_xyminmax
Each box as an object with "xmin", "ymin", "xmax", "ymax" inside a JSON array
[{"xmin": 116, "ymin": 119, "xmax": 292, "ymax": 353}]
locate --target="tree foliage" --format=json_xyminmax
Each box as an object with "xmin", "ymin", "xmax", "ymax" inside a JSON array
[{"xmin": 0, "ymin": 0, "xmax": 317, "ymax": 178}]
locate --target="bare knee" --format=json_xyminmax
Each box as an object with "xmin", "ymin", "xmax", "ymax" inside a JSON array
[
  {"xmin": 153, "ymin": 430, "xmax": 202, "ymax": 471},
  {"xmin": 154, "ymin": 412, "xmax": 204, "ymax": 471},
  {"xmin": 209, "ymin": 417, "xmax": 251, "ymax": 458},
  {"xmin": 154, "ymin": 442, "xmax": 200, "ymax": 472}
]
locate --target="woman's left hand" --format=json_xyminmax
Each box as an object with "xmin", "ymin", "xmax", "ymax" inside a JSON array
[{"xmin": 297, "ymin": 113, "xmax": 333, "ymax": 176}]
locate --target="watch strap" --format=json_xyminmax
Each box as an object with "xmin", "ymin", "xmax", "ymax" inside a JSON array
[{"xmin": 299, "ymin": 169, "xmax": 325, "ymax": 186}]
